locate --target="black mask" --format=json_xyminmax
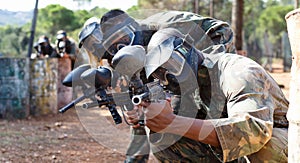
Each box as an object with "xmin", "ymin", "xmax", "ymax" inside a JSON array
[
  {"xmin": 165, "ymin": 73, "xmax": 180, "ymax": 95},
  {"xmin": 40, "ymin": 44, "xmax": 51, "ymax": 55}
]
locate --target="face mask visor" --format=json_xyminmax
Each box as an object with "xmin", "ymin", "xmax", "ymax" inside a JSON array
[
  {"xmin": 145, "ymin": 36, "xmax": 186, "ymax": 78},
  {"xmin": 102, "ymin": 25, "xmax": 135, "ymax": 56},
  {"xmin": 161, "ymin": 50, "xmax": 185, "ymax": 77}
]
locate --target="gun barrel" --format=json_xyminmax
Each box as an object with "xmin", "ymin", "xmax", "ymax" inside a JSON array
[
  {"xmin": 59, "ymin": 94, "xmax": 86, "ymax": 113},
  {"xmin": 82, "ymin": 101, "xmax": 99, "ymax": 109},
  {"xmin": 131, "ymin": 92, "xmax": 149, "ymax": 105}
]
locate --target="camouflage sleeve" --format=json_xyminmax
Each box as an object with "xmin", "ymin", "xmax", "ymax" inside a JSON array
[
  {"xmin": 140, "ymin": 11, "xmax": 235, "ymax": 53},
  {"xmin": 201, "ymin": 18, "xmax": 236, "ymax": 53},
  {"xmin": 212, "ymin": 54, "xmax": 277, "ymax": 162}
]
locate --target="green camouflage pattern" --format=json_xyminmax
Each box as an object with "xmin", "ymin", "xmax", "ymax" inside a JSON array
[
  {"xmin": 126, "ymin": 11, "xmax": 237, "ymax": 162},
  {"xmin": 152, "ymin": 137, "xmax": 225, "ymax": 163},
  {"xmin": 140, "ymin": 10, "xmax": 236, "ymax": 53},
  {"xmin": 148, "ymin": 46, "xmax": 288, "ymax": 162},
  {"xmin": 204, "ymin": 48, "xmax": 288, "ymax": 162}
]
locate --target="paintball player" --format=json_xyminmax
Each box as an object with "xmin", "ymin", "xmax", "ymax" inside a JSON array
[
  {"xmin": 33, "ymin": 35, "xmax": 58, "ymax": 58},
  {"xmin": 123, "ymin": 28, "xmax": 288, "ymax": 162},
  {"xmin": 78, "ymin": 9, "xmax": 236, "ymax": 162},
  {"xmin": 80, "ymin": 9, "xmax": 235, "ymax": 64},
  {"xmin": 55, "ymin": 30, "xmax": 78, "ymax": 69}
]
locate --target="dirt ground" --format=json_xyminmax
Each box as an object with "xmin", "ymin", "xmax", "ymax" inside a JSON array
[{"xmin": 0, "ymin": 67, "xmax": 291, "ymax": 163}]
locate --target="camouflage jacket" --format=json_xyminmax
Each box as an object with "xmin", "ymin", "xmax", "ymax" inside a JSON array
[
  {"xmin": 126, "ymin": 11, "xmax": 237, "ymax": 162},
  {"xmin": 198, "ymin": 45, "xmax": 288, "ymax": 162},
  {"xmin": 150, "ymin": 45, "xmax": 288, "ymax": 163},
  {"xmin": 139, "ymin": 10, "xmax": 236, "ymax": 53}
]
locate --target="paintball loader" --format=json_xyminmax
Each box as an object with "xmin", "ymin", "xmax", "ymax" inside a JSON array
[{"xmin": 59, "ymin": 65, "xmax": 123, "ymax": 124}]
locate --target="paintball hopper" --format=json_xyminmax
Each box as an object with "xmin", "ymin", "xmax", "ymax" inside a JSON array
[
  {"xmin": 62, "ymin": 64, "xmax": 91, "ymax": 87},
  {"xmin": 111, "ymin": 45, "xmax": 146, "ymax": 77},
  {"xmin": 80, "ymin": 66, "xmax": 112, "ymax": 89}
]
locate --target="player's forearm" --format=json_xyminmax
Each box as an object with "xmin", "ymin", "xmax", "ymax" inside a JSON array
[{"xmin": 167, "ymin": 116, "xmax": 220, "ymax": 147}]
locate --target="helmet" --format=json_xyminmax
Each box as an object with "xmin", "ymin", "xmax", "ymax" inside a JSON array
[
  {"xmin": 100, "ymin": 9, "xmax": 138, "ymax": 56},
  {"xmin": 145, "ymin": 28, "xmax": 187, "ymax": 79},
  {"xmin": 145, "ymin": 28, "xmax": 201, "ymax": 95},
  {"xmin": 78, "ymin": 17, "xmax": 105, "ymax": 61},
  {"xmin": 78, "ymin": 17, "xmax": 102, "ymax": 48},
  {"xmin": 56, "ymin": 30, "xmax": 67, "ymax": 40},
  {"xmin": 38, "ymin": 35, "xmax": 49, "ymax": 44}
]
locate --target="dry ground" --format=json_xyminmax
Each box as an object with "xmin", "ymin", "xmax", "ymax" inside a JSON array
[{"xmin": 0, "ymin": 67, "xmax": 291, "ymax": 163}]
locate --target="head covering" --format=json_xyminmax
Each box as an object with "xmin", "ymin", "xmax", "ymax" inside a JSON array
[
  {"xmin": 145, "ymin": 28, "xmax": 185, "ymax": 78},
  {"xmin": 38, "ymin": 35, "xmax": 49, "ymax": 44},
  {"xmin": 78, "ymin": 17, "xmax": 101, "ymax": 48},
  {"xmin": 56, "ymin": 30, "xmax": 67, "ymax": 40},
  {"xmin": 100, "ymin": 9, "xmax": 136, "ymax": 36}
]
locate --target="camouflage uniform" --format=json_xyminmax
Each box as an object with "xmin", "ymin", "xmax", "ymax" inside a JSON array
[
  {"xmin": 151, "ymin": 45, "xmax": 288, "ymax": 162},
  {"xmin": 139, "ymin": 10, "xmax": 236, "ymax": 53},
  {"xmin": 124, "ymin": 11, "xmax": 236, "ymax": 163}
]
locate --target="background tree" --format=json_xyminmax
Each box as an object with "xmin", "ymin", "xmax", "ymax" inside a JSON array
[
  {"xmin": 37, "ymin": 5, "xmax": 80, "ymax": 36},
  {"xmin": 257, "ymin": 5, "xmax": 293, "ymax": 58},
  {"xmin": 231, "ymin": 0, "xmax": 244, "ymax": 52},
  {"xmin": 243, "ymin": 0, "xmax": 264, "ymax": 61},
  {"xmin": 0, "ymin": 26, "xmax": 29, "ymax": 57},
  {"xmin": 0, "ymin": 0, "xmax": 296, "ymax": 59}
]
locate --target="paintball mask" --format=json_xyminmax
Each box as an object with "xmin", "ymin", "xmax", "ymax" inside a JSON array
[
  {"xmin": 78, "ymin": 17, "xmax": 104, "ymax": 61},
  {"xmin": 37, "ymin": 35, "xmax": 51, "ymax": 56},
  {"xmin": 145, "ymin": 30, "xmax": 187, "ymax": 79},
  {"xmin": 100, "ymin": 10, "xmax": 138, "ymax": 59},
  {"xmin": 145, "ymin": 28, "xmax": 199, "ymax": 94},
  {"xmin": 56, "ymin": 31, "xmax": 67, "ymax": 55}
]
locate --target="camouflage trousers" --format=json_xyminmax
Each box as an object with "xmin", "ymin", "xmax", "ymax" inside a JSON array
[
  {"xmin": 125, "ymin": 128, "xmax": 287, "ymax": 163},
  {"xmin": 151, "ymin": 135, "xmax": 225, "ymax": 163},
  {"xmin": 245, "ymin": 128, "xmax": 288, "ymax": 163},
  {"xmin": 152, "ymin": 128, "xmax": 288, "ymax": 163}
]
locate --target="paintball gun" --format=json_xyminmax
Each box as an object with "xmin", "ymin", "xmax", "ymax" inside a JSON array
[
  {"xmin": 59, "ymin": 65, "xmax": 124, "ymax": 124},
  {"xmin": 111, "ymin": 45, "xmax": 167, "ymax": 125},
  {"xmin": 59, "ymin": 45, "xmax": 167, "ymax": 125}
]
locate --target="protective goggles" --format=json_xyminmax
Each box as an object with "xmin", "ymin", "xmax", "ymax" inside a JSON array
[
  {"xmin": 161, "ymin": 49, "xmax": 186, "ymax": 76},
  {"xmin": 81, "ymin": 28, "xmax": 105, "ymax": 60},
  {"xmin": 102, "ymin": 25, "xmax": 135, "ymax": 56}
]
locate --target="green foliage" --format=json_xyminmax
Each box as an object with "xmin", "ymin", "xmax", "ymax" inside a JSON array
[
  {"xmin": 89, "ymin": 7, "xmax": 109, "ymax": 17},
  {"xmin": 0, "ymin": 25, "xmax": 28, "ymax": 57},
  {"xmin": 257, "ymin": 5, "xmax": 293, "ymax": 44},
  {"xmin": 138, "ymin": 0, "xmax": 192, "ymax": 12},
  {"xmin": 244, "ymin": 0, "xmax": 264, "ymax": 42},
  {"xmin": 37, "ymin": 4, "xmax": 79, "ymax": 36},
  {"xmin": 212, "ymin": 0, "xmax": 232, "ymax": 22},
  {"xmin": 0, "ymin": 0, "xmax": 297, "ymax": 58}
]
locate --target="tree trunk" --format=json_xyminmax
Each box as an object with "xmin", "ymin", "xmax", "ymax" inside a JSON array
[
  {"xmin": 295, "ymin": 0, "xmax": 299, "ymax": 9},
  {"xmin": 210, "ymin": 0, "xmax": 214, "ymax": 17},
  {"xmin": 194, "ymin": 0, "xmax": 199, "ymax": 14},
  {"xmin": 27, "ymin": 0, "xmax": 38, "ymax": 58},
  {"xmin": 231, "ymin": 0, "xmax": 244, "ymax": 51},
  {"xmin": 285, "ymin": 8, "xmax": 300, "ymax": 163}
]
